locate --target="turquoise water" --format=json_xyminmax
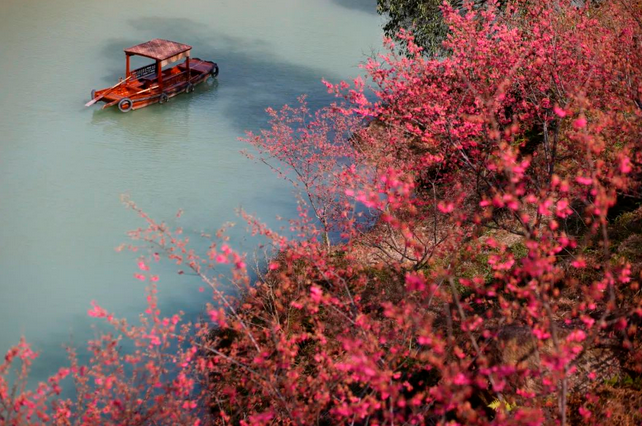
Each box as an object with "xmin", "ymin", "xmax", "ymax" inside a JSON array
[{"xmin": 0, "ymin": 0, "xmax": 382, "ymax": 380}]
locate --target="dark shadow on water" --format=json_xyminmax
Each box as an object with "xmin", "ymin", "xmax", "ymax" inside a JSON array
[
  {"xmin": 330, "ymin": 0, "xmax": 378, "ymax": 15},
  {"xmin": 91, "ymin": 17, "xmax": 347, "ymax": 135}
]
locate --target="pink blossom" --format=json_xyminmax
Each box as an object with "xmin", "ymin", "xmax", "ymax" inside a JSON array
[
  {"xmin": 452, "ymin": 373, "xmax": 470, "ymax": 385},
  {"xmin": 576, "ymin": 176, "xmax": 593, "ymax": 185},
  {"xmin": 553, "ymin": 105, "xmax": 567, "ymax": 117},
  {"xmin": 620, "ymin": 156, "xmax": 632, "ymax": 174},
  {"xmin": 571, "ymin": 257, "xmax": 587, "ymax": 268},
  {"xmin": 437, "ymin": 201, "xmax": 455, "ymax": 214},
  {"xmin": 310, "ymin": 286, "xmax": 323, "ymax": 303},
  {"xmin": 405, "ymin": 273, "xmax": 426, "ymax": 291},
  {"xmin": 566, "ymin": 330, "xmax": 587, "ymax": 343},
  {"xmin": 579, "ymin": 406, "xmax": 592, "ymax": 420},
  {"xmin": 573, "ymin": 116, "xmax": 587, "ymax": 129},
  {"xmin": 87, "ymin": 301, "xmax": 107, "ymax": 318}
]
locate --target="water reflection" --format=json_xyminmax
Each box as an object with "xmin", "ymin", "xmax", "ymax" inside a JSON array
[{"xmin": 90, "ymin": 78, "xmax": 219, "ymax": 141}]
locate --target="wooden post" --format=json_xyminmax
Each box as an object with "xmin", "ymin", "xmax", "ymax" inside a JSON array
[
  {"xmin": 126, "ymin": 54, "xmax": 131, "ymax": 77},
  {"xmin": 157, "ymin": 60, "xmax": 163, "ymax": 91},
  {"xmin": 186, "ymin": 57, "xmax": 191, "ymax": 82}
]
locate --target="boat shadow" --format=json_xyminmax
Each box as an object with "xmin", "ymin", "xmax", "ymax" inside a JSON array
[
  {"xmin": 89, "ymin": 16, "xmax": 349, "ymax": 134},
  {"xmin": 330, "ymin": 0, "xmax": 378, "ymax": 15}
]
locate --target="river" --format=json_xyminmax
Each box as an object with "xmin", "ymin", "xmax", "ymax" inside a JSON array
[{"xmin": 0, "ymin": 0, "xmax": 382, "ymax": 381}]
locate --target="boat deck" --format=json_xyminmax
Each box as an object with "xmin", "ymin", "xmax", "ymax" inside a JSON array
[
  {"xmin": 177, "ymin": 60, "xmax": 214, "ymax": 74},
  {"xmin": 99, "ymin": 58, "xmax": 215, "ymax": 103}
]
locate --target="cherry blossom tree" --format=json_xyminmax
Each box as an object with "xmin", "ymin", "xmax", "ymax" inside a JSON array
[{"xmin": 2, "ymin": 0, "xmax": 642, "ymax": 425}]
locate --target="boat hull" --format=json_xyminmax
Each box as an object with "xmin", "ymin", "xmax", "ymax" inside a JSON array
[{"xmin": 91, "ymin": 58, "xmax": 218, "ymax": 112}]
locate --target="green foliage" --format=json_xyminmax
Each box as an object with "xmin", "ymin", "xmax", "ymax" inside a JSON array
[
  {"xmin": 376, "ymin": 0, "xmax": 506, "ymax": 55},
  {"xmin": 488, "ymin": 398, "xmax": 517, "ymax": 412},
  {"xmin": 612, "ymin": 208, "xmax": 642, "ymax": 243},
  {"xmin": 602, "ymin": 374, "xmax": 642, "ymax": 391},
  {"xmin": 377, "ymin": 0, "xmax": 455, "ymax": 55},
  {"xmin": 508, "ymin": 242, "xmax": 528, "ymax": 260}
]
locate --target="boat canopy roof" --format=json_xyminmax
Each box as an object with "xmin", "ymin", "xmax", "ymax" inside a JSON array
[{"xmin": 124, "ymin": 39, "xmax": 192, "ymax": 61}]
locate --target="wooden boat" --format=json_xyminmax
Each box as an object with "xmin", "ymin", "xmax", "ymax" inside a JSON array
[{"xmin": 87, "ymin": 39, "xmax": 218, "ymax": 112}]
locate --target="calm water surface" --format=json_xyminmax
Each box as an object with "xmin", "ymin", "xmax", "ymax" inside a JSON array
[{"xmin": 0, "ymin": 0, "xmax": 381, "ymax": 380}]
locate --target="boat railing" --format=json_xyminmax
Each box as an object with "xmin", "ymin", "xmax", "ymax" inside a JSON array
[{"xmin": 129, "ymin": 63, "xmax": 157, "ymax": 80}]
